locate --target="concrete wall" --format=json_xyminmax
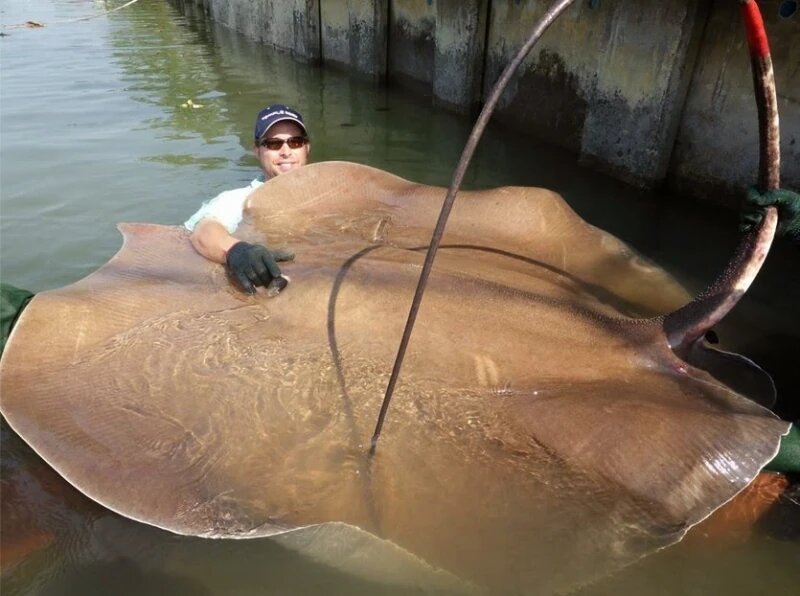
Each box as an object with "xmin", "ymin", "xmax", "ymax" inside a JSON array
[
  {"xmin": 388, "ymin": 0, "xmax": 436, "ymax": 87},
  {"xmin": 320, "ymin": 1, "xmax": 388, "ymax": 79},
  {"xmin": 186, "ymin": 0, "xmax": 799, "ymax": 203},
  {"xmin": 203, "ymin": 0, "xmax": 321, "ymax": 61},
  {"xmin": 483, "ymin": 0, "xmax": 710, "ymax": 187},
  {"xmin": 670, "ymin": 0, "xmax": 800, "ymax": 202},
  {"xmin": 433, "ymin": 0, "xmax": 488, "ymax": 112},
  {"xmin": 388, "ymin": 0, "xmax": 489, "ymax": 112}
]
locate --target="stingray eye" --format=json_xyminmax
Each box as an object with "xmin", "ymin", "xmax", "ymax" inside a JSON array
[{"xmin": 705, "ymin": 330, "xmax": 720, "ymax": 344}]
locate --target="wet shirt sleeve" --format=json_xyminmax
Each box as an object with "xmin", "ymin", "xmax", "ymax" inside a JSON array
[{"xmin": 183, "ymin": 185, "xmax": 253, "ymax": 234}]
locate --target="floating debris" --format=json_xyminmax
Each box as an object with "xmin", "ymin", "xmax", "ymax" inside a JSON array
[{"xmin": 180, "ymin": 99, "xmax": 204, "ymax": 109}]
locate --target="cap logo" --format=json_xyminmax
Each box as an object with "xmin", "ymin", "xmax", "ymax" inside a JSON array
[{"xmin": 261, "ymin": 109, "xmax": 299, "ymax": 121}]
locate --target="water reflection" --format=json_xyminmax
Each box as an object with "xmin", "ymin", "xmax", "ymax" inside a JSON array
[{"xmin": 109, "ymin": 1, "xmax": 234, "ymax": 146}]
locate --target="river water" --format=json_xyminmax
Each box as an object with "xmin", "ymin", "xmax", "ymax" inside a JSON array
[{"xmin": 1, "ymin": 1, "xmax": 798, "ymax": 594}]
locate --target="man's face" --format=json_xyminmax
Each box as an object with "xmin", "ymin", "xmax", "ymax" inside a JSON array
[{"xmin": 254, "ymin": 121, "xmax": 310, "ymax": 179}]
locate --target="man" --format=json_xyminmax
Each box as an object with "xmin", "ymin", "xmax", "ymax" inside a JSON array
[{"xmin": 185, "ymin": 104, "xmax": 311, "ymax": 294}]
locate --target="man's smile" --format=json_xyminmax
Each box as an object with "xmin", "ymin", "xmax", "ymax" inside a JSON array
[{"xmin": 275, "ymin": 161, "xmax": 297, "ymax": 171}]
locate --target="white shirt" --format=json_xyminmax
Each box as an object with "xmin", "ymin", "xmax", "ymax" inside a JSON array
[{"xmin": 183, "ymin": 176, "xmax": 265, "ymax": 233}]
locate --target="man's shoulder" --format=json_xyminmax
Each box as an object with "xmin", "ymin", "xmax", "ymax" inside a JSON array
[
  {"xmin": 218, "ymin": 183, "xmax": 253, "ymax": 197},
  {"xmin": 184, "ymin": 175, "xmax": 264, "ymax": 233},
  {"xmin": 213, "ymin": 178, "xmax": 261, "ymax": 201}
]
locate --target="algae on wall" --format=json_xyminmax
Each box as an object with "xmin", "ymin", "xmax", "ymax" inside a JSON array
[{"xmin": 187, "ymin": 0, "xmax": 800, "ymax": 205}]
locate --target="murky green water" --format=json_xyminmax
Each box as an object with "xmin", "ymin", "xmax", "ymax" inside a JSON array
[{"xmin": 1, "ymin": 1, "xmax": 798, "ymax": 594}]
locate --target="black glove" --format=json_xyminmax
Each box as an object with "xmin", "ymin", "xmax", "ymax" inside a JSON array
[
  {"xmin": 740, "ymin": 187, "xmax": 800, "ymax": 242},
  {"xmin": 225, "ymin": 241, "xmax": 294, "ymax": 295}
]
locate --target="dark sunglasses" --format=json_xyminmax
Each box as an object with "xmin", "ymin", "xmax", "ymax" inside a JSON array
[{"xmin": 258, "ymin": 136, "xmax": 308, "ymax": 150}]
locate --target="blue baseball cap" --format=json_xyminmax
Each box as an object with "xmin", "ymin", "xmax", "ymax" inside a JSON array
[{"xmin": 254, "ymin": 104, "xmax": 308, "ymax": 142}]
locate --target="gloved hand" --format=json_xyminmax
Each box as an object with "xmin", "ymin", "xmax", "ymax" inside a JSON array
[
  {"xmin": 740, "ymin": 187, "xmax": 800, "ymax": 242},
  {"xmin": 225, "ymin": 241, "xmax": 294, "ymax": 295}
]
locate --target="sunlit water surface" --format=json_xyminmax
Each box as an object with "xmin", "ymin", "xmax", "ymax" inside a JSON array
[{"xmin": 1, "ymin": 1, "xmax": 798, "ymax": 594}]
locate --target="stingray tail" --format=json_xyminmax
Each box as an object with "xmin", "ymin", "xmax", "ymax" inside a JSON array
[{"xmin": 664, "ymin": 0, "xmax": 779, "ymax": 355}]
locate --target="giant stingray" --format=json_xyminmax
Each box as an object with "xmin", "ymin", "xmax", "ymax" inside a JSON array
[{"xmin": 0, "ymin": 0, "xmax": 792, "ymax": 593}]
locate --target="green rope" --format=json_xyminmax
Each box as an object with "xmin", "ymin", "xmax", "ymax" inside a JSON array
[
  {"xmin": 740, "ymin": 187, "xmax": 800, "ymax": 242},
  {"xmin": 1, "ymin": 283, "xmax": 34, "ymax": 357}
]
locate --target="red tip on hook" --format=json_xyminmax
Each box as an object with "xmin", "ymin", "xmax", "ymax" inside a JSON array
[{"xmin": 741, "ymin": 0, "xmax": 771, "ymax": 59}]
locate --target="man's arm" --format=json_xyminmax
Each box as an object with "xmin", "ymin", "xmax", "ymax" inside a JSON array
[
  {"xmin": 189, "ymin": 217, "xmax": 294, "ymax": 294},
  {"xmin": 189, "ymin": 218, "xmax": 241, "ymax": 264}
]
